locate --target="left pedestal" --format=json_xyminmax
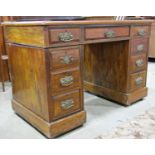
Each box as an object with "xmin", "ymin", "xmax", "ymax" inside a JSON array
[{"xmin": 7, "ymin": 43, "xmax": 86, "ymax": 138}]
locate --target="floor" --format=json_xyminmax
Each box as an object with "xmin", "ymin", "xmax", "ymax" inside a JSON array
[{"xmin": 0, "ymin": 61, "xmax": 155, "ymax": 139}]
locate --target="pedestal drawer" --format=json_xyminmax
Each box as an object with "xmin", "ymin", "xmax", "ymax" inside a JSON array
[
  {"xmin": 85, "ymin": 26, "xmax": 129, "ymax": 40},
  {"xmin": 50, "ymin": 47, "xmax": 80, "ymax": 70},
  {"xmin": 49, "ymin": 28, "xmax": 81, "ymax": 44},
  {"xmin": 51, "ymin": 68, "xmax": 81, "ymax": 95},
  {"xmin": 51, "ymin": 90, "xmax": 82, "ymax": 120},
  {"xmin": 129, "ymin": 54, "xmax": 147, "ymax": 73},
  {"xmin": 131, "ymin": 38, "xmax": 148, "ymax": 55},
  {"xmin": 129, "ymin": 71, "xmax": 146, "ymax": 92},
  {"xmin": 131, "ymin": 26, "xmax": 150, "ymax": 37}
]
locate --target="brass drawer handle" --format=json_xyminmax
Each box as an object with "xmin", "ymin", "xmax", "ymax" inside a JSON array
[
  {"xmin": 105, "ymin": 31, "xmax": 115, "ymax": 38},
  {"xmin": 61, "ymin": 99, "xmax": 74, "ymax": 110},
  {"xmin": 138, "ymin": 29, "xmax": 145, "ymax": 36},
  {"xmin": 135, "ymin": 77, "xmax": 143, "ymax": 86},
  {"xmin": 60, "ymin": 75, "xmax": 74, "ymax": 86},
  {"xmin": 60, "ymin": 55, "xmax": 74, "ymax": 64},
  {"xmin": 136, "ymin": 59, "xmax": 144, "ymax": 67},
  {"xmin": 137, "ymin": 44, "xmax": 144, "ymax": 52},
  {"xmin": 59, "ymin": 32, "xmax": 74, "ymax": 42}
]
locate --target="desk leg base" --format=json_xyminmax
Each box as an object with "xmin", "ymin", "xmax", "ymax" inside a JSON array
[
  {"xmin": 84, "ymin": 82, "xmax": 148, "ymax": 106},
  {"xmin": 12, "ymin": 99, "xmax": 86, "ymax": 138}
]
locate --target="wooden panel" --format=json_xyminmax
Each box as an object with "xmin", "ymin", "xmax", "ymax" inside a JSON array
[
  {"xmin": 7, "ymin": 44, "xmax": 50, "ymax": 121},
  {"xmin": 49, "ymin": 47, "xmax": 80, "ymax": 71},
  {"xmin": 4, "ymin": 26, "xmax": 45, "ymax": 47},
  {"xmin": 131, "ymin": 26, "xmax": 150, "ymax": 37},
  {"xmin": 84, "ymin": 41, "xmax": 129, "ymax": 93},
  {"xmin": 131, "ymin": 38, "xmax": 148, "ymax": 55},
  {"xmin": 85, "ymin": 27, "xmax": 129, "ymax": 40},
  {"xmin": 129, "ymin": 71, "xmax": 146, "ymax": 92},
  {"xmin": 49, "ymin": 28, "xmax": 81, "ymax": 44},
  {"xmin": 149, "ymin": 24, "xmax": 155, "ymax": 58},
  {"xmin": 51, "ymin": 90, "xmax": 82, "ymax": 120},
  {"xmin": 129, "ymin": 54, "xmax": 147, "ymax": 73},
  {"xmin": 51, "ymin": 68, "xmax": 81, "ymax": 95}
]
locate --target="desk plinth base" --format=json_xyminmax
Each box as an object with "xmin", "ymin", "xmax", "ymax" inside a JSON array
[
  {"xmin": 84, "ymin": 82, "xmax": 148, "ymax": 106},
  {"xmin": 12, "ymin": 99, "xmax": 86, "ymax": 138}
]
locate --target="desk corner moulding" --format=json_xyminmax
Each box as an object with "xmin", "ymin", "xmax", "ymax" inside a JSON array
[{"xmin": 3, "ymin": 20, "xmax": 152, "ymax": 138}]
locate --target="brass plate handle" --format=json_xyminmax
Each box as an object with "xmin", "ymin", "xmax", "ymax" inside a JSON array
[
  {"xmin": 105, "ymin": 31, "xmax": 115, "ymax": 38},
  {"xmin": 136, "ymin": 59, "xmax": 144, "ymax": 67},
  {"xmin": 138, "ymin": 29, "xmax": 145, "ymax": 36},
  {"xmin": 61, "ymin": 99, "xmax": 74, "ymax": 110},
  {"xmin": 59, "ymin": 32, "xmax": 74, "ymax": 42},
  {"xmin": 60, "ymin": 75, "xmax": 74, "ymax": 86},
  {"xmin": 137, "ymin": 44, "xmax": 144, "ymax": 52},
  {"xmin": 135, "ymin": 77, "xmax": 143, "ymax": 86},
  {"xmin": 60, "ymin": 55, "xmax": 74, "ymax": 64}
]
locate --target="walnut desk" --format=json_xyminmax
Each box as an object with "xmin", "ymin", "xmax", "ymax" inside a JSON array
[{"xmin": 3, "ymin": 20, "xmax": 152, "ymax": 138}]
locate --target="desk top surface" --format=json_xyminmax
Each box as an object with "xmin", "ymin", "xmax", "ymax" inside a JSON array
[{"xmin": 2, "ymin": 20, "xmax": 153, "ymax": 26}]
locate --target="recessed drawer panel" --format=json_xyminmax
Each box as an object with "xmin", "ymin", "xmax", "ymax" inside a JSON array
[
  {"xmin": 51, "ymin": 69, "xmax": 81, "ymax": 95},
  {"xmin": 131, "ymin": 38, "xmax": 148, "ymax": 55},
  {"xmin": 129, "ymin": 71, "xmax": 146, "ymax": 92},
  {"xmin": 129, "ymin": 54, "xmax": 147, "ymax": 73},
  {"xmin": 50, "ymin": 47, "xmax": 80, "ymax": 70},
  {"xmin": 49, "ymin": 28, "xmax": 81, "ymax": 44},
  {"xmin": 131, "ymin": 26, "xmax": 150, "ymax": 37},
  {"xmin": 85, "ymin": 27, "xmax": 129, "ymax": 40},
  {"xmin": 52, "ymin": 90, "xmax": 82, "ymax": 120}
]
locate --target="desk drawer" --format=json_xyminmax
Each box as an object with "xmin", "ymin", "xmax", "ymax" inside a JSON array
[
  {"xmin": 129, "ymin": 71, "xmax": 146, "ymax": 92},
  {"xmin": 85, "ymin": 27, "xmax": 129, "ymax": 40},
  {"xmin": 131, "ymin": 38, "xmax": 148, "ymax": 55},
  {"xmin": 49, "ymin": 28, "xmax": 81, "ymax": 44},
  {"xmin": 129, "ymin": 54, "xmax": 147, "ymax": 73},
  {"xmin": 131, "ymin": 26, "xmax": 150, "ymax": 37},
  {"xmin": 51, "ymin": 69, "xmax": 81, "ymax": 95},
  {"xmin": 52, "ymin": 90, "xmax": 82, "ymax": 120},
  {"xmin": 50, "ymin": 47, "xmax": 80, "ymax": 70}
]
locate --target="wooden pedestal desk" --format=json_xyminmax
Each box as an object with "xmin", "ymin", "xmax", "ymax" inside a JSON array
[{"xmin": 3, "ymin": 20, "xmax": 152, "ymax": 138}]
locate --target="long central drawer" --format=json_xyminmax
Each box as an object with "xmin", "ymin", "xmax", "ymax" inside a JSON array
[{"xmin": 85, "ymin": 26, "xmax": 129, "ymax": 40}]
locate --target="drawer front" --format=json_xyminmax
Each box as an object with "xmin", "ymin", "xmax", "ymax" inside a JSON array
[
  {"xmin": 129, "ymin": 54, "xmax": 147, "ymax": 73},
  {"xmin": 49, "ymin": 28, "xmax": 81, "ymax": 44},
  {"xmin": 51, "ymin": 69, "xmax": 81, "ymax": 95},
  {"xmin": 131, "ymin": 26, "xmax": 150, "ymax": 37},
  {"xmin": 50, "ymin": 47, "xmax": 80, "ymax": 70},
  {"xmin": 129, "ymin": 71, "xmax": 146, "ymax": 92},
  {"xmin": 52, "ymin": 90, "xmax": 82, "ymax": 120},
  {"xmin": 85, "ymin": 27, "xmax": 129, "ymax": 40},
  {"xmin": 131, "ymin": 38, "xmax": 148, "ymax": 55}
]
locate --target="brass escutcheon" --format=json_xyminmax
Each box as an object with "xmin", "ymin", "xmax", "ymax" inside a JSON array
[
  {"xmin": 61, "ymin": 99, "xmax": 74, "ymax": 110},
  {"xmin": 60, "ymin": 75, "xmax": 74, "ymax": 86},
  {"xmin": 138, "ymin": 29, "xmax": 145, "ymax": 36},
  {"xmin": 59, "ymin": 32, "xmax": 74, "ymax": 42},
  {"xmin": 60, "ymin": 55, "xmax": 74, "ymax": 64},
  {"xmin": 137, "ymin": 44, "xmax": 144, "ymax": 52},
  {"xmin": 136, "ymin": 59, "xmax": 144, "ymax": 67},
  {"xmin": 105, "ymin": 31, "xmax": 115, "ymax": 38},
  {"xmin": 135, "ymin": 77, "xmax": 143, "ymax": 85}
]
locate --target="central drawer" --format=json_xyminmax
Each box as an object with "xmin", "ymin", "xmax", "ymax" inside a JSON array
[
  {"xmin": 51, "ymin": 68, "xmax": 81, "ymax": 95},
  {"xmin": 85, "ymin": 26, "xmax": 129, "ymax": 40}
]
